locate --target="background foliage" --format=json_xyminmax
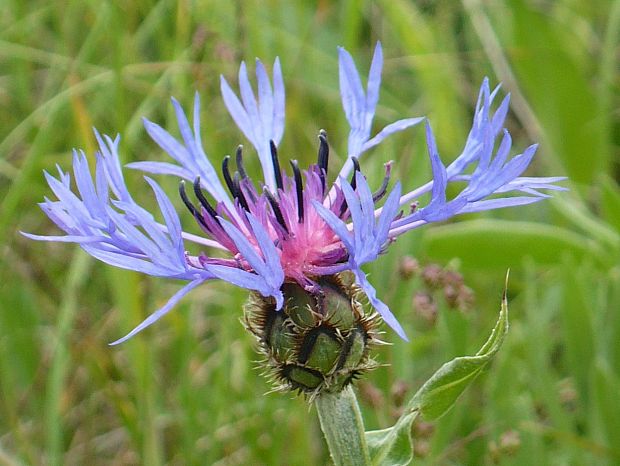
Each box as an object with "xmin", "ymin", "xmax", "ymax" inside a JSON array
[{"xmin": 1, "ymin": 0, "xmax": 618, "ymax": 464}]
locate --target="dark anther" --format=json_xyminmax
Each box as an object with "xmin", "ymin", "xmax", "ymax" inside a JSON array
[
  {"xmin": 349, "ymin": 157, "xmax": 361, "ymax": 190},
  {"xmin": 317, "ymin": 130, "xmax": 329, "ymax": 192},
  {"xmin": 290, "ymin": 160, "xmax": 304, "ymax": 222},
  {"xmin": 233, "ymin": 145, "xmax": 257, "ymax": 203},
  {"xmin": 265, "ymin": 189, "xmax": 289, "ymax": 233},
  {"xmin": 179, "ymin": 181, "xmax": 197, "ymax": 216},
  {"xmin": 222, "ymin": 156, "xmax": 235, "ymax": 196},
  {"xmin": 232, "ymin": 172, "xmax": 250, "ymax": 211},
  {"xmin": 222, "ymin": 155, "xmax": 251, "ymax": 210},
  {"xmin": 179, "ymin": 180, "xmax": 209, "ymax": 229},
  {"xmin": 193, "ymin": 177, "xmax": 218, "ymax": 219},
  {"xmin": 338, "ymin": 156, "xmax": 361, "ymax": 218},
  {"xmin": 317, "ymin": 130, "xmax": 329, "ymax": 172},
  {"xmin": 372, "ymin": 172, "xmax": 391, "ymax": 202},
  {"xmin": 235, "ymin": 145, "xmax": 247, "ymax": 179},
  {"xmin": 270, "ymin": 140, "xmax": 283, "ymax": 191},
  {"xmin": 338, "ymin": 197, "xmax": 349, "ymax": 218}
]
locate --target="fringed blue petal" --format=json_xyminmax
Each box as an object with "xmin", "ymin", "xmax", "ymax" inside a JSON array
[
  {"xmin": 139, "ymin": 96, "xmax": 233, "ymax": 210},
  {"xmin": 203, "ymin": 263, "xmax": 284, "ymax": 309},
  {"xmin": 217, "ymin": 216, "xmax": 284, "ymax": 307},
  {"xmin": 352, "ymin": 268, "xmax": 408, "ymax": 341},
  {"xmin": 311, "ymin": 201, "xmax": 355, "ymax": 252},
  {"xmin": 220, "ymin": 58, "xmax": 285, "ymax": 191},
  {"xmin": 336, "ymin": 43, "xmax": 422, "ymax": 181},
  {"xmin": 312, "ymin": 178, "xmax": 406, "ymax": 339},
  {"xmin": 109, "ymin": 278, "xmax": 207, "ymax": 346},
  {"xmin": 392, "ymin": 81, "xmax": 565, "ymax": 234},
  {"xmin": 24, "ymin": 130, "xmax": 209, "ymax": 282}
]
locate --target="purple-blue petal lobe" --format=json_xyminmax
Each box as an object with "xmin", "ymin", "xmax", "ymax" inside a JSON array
[
  {"xmin": 27, "ymin": 45, "xmax": 565, "ymax": 344},
  {"xmin": 361, "ymin": 118, "xmax": 425, "ymax": 153},
  {"xmin": 203, "ymin": 263, "xmax": 284, "ymax": 308},
  {"xmin": 126, "ymin": 161, "xmax": 191, "ymax": 179},
  {"xmin": 352, "ymin": 268, "xmax": 408, "ymax": 341},
  {"xmin": 109, "ymin": 279, "xmax": 206, "ymax": 345},
  {"xmin": 142, "ymin": 99, "xmax": 233, "ymax": 208},
  {"xmin": 311, "ymin": 201, "xmax": 354, "ymax": 252}
]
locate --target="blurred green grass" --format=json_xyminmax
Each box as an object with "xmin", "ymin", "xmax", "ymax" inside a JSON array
[{"xmin": 1, "ymin": 0, "xmax": 619, "ymax": 465}]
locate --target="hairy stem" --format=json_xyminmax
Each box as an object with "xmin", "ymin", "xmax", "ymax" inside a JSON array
[{"xmin": 315, "ymin": 386, "xmax": 371, "ymax": 466}]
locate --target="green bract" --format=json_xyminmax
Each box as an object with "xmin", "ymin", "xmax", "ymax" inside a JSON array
[{"xmin": 244, "ymin": 272, "xmax": 380, "ymax": 396}]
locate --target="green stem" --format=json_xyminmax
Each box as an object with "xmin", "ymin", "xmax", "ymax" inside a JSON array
[{"xmin": 315, "ymin": 386, "xmax": 371, "ymax": 466}]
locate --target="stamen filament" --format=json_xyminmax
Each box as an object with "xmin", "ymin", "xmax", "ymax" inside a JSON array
[
  {"xmin": 235, "ymin": 145, "xmax": 247, "ymax": 179},
  {"xmin": 270, "ymin": 140, "xmax": 283, "ymax": 191},
  {"xmin": 372, "ymin": 163, "xmax": 392, "ymax": 202},
  {"xmin": 349, "ymin": 157, "xmax": 361, "ymax": 190},
  {"xmin": 317, "ymin": 130, "xmax": 329, "ymax": 192},
  {"xmin": 179, "ymin": 180, "xmax": 210, "ymax": 230},
  {"xmin": 222, "ymin": 155, "xmax": 235, "ymax": 195},
  {"xmin": 264, "ymin": 189, "xmax": 289, "ymax": 233},
  {"xmin": 193, "ymin": 177, "xmax": 219, "ymax": 218},
  {"xmin": 233, "ymin": 172, "xmax": 250, "ymax": 211},
  {"xmin": 290, "ymin": 159, "xmax": 304, "ymax": 222}
]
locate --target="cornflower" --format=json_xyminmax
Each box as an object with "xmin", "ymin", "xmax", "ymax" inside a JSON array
[{"xmin": 25, "ymin": 43, "xmax": 565, "ymax": 348}]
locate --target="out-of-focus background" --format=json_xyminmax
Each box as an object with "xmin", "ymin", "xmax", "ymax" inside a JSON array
[{"xmin": 1, "ymin": 1, "xmax": 618, "ymax": 465}]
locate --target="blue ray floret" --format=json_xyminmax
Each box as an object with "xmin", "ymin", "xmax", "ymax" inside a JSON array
[
  {"xmin": 337, "ymin": 43, "xmax": 424, "ymax": 180},
  {"xmin": 220, "ymin": 58, "xmax": 285, "ymax": 191},
  {"xmin": 25, "ymin": 43, "xmax": 566, "ymax": 343},
  {"xmin": 25, "ymin": 132, "xmax": 211, "ymax": 281}
]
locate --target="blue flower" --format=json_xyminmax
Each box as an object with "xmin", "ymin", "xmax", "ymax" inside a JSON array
[{"xmin": 25, "ymin": 43, "xmax": 566, "ymax": 344}]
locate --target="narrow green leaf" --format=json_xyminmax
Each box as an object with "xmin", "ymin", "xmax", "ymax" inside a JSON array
[
  {"xmin": 365, "ymin": 279, "xmax": 509, "ymax": 465},
  {"xmin": 408, "ymin": 283, "xmax": 508, "ymax": 420}
]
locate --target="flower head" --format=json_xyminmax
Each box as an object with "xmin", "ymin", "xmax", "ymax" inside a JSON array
[{"xmin": 25, "ymin": 43, "xmax": 565, "ymax": 345}]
